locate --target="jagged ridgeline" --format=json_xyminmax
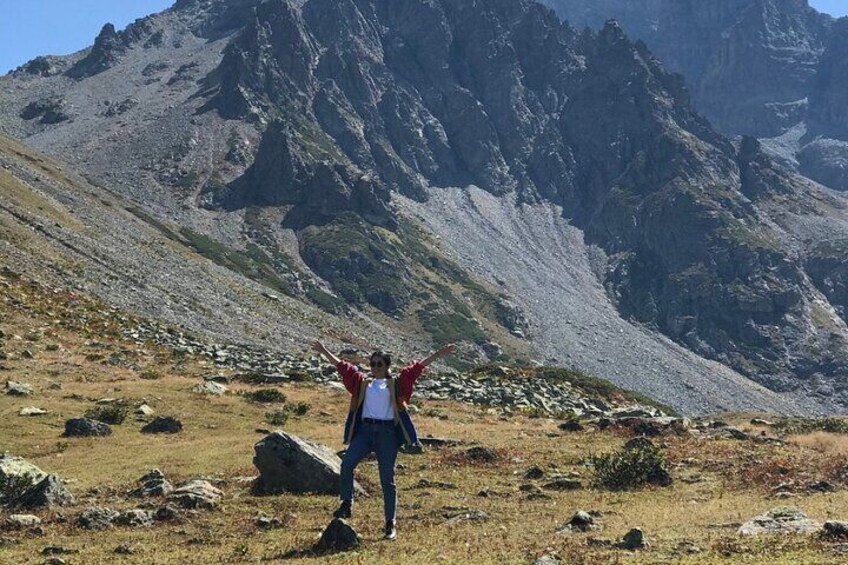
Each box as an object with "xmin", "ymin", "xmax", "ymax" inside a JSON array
[
  {"xmin": 4, "ymin": 0, "xmax": 848, "ymax": 410},
  {"xmin": 193, "ymin": 0, "xmax": 848, "ymax": 392}
]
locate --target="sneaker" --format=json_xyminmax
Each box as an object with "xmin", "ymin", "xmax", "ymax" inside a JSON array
[
  {"xmin": 384, "ymin": 520, "xmax": 397, "ymax": 540},
  {"xmin": 332, "ymin": 500, "xmax": 352, "ymax": 519}
]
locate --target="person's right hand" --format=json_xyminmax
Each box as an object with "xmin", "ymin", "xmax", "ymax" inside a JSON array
[{"xmin": 311, "ymin": 340, "xmax": 326, "ymax": 354}]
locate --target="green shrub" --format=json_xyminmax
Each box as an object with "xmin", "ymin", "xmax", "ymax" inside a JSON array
[
  {"xmin": 140, "ymin": 369, "xmax": 161, "ymax": 380},
  {"xmin": 589, "ymin": 443, "xmax": 671, "ymax": 490},
  {"xmin": 288, "ymin": 401, "xmax": 311, "ymax": 416},
  {"xmin": 248, "ymin": 389, "xmax": 287, "ymax": 404},
  {"xmin": 85, "ymin": 404, "xmax": 128, "ymax": 425},
  {"xmin": 265, "ymin": 409, "xmax": 289, "ymax": 426}
]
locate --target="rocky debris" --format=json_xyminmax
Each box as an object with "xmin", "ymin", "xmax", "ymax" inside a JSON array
[
  {"xmin": 557, "ymin": 511, "xmax": 600, "ymax": 533},
  {"xmin": 191, "ymin": 381, "xmax": 227, "ymax": 395},
  {"xmin": 63, "ymin": 418, "xmax": 112, "ymax": 437},
  {"xmin": 153, "ymin": 503, "xmax": 182, "ymax": 522},
  {"xmin": 444, "ymin": 509, "xmax": 490, "ymax": 525},
  {"xmin": 558, "ymin": 420, "xmax": 584, "ymax": 432},
  {"xmin": 619, "ymin": 528, "xmax": 648, "ymax": 550},
  {"xmin": 253, "ymin": 431, "xmax": 360, "ymax": 495},
  {"xmin": 114, "ymin": 509, "xmax": 154, "ymax": 528},
  {"xmin": 15, "ymin": 475, "xmax": 75, "ymax": 509},
  {"xmin": 314, "ymin": 518, "xmax": 359, "ymax": 553},
  {"xmin": 104, "ymin": 97, "xmax": 139, "ymax": 117},
  {"xmin": 739, "ymin": 507, "xmax": 821, "ymax": 536},
  {"xmin": 141, "ymin": 416, "xmax": 182, "ymax": 434},
  {"xmin": 167, "ymin": 480, "xmax": 222, "ymax": 510},
  {"xmin": 77, "ymin": 507, "xmax": 120, "ymax": 530},
  {"xmin": 19, "ymin": 407, "xmax": 49, "ymax": 416},
  {"xmin": 418, "ymin": 436, "xmax": 461, "ymax": 447},
  {"xmin": 5, "ymin": 381, "xmax": 33, "ymax": 396},
  {"xmin": 4, "ymin": 514, "xmax": 41, "ymax": 530},
  {"xmin": 129, "ymin": 469, "xmax": 173, "ymax": 498},
  {"xmin": 821, "ymin": 521, "xmax": 848, "ymax": 541}
]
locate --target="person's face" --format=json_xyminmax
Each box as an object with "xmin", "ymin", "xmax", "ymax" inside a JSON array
[{"xmin": 370, "ymin": 356, "xmax": 388, "ymax": 378}]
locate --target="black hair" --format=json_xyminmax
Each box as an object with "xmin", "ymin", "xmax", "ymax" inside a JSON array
[{"xmin": 370, "ymin": 351, "xmax": 392, "ymax": 368}]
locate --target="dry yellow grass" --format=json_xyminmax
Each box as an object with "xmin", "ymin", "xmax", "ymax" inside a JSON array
[{"xmin": 3, "ymin": 275, "xmax": 848, "ymax": 563}]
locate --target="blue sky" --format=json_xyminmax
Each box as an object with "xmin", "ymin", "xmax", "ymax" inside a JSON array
[
  {"xmin": 0, "ymin": 0, "xmax": 846, "ymax": 75},
  {"xmin": 0, "ymin": 1, "xmax": 174, "ymax": 74}
]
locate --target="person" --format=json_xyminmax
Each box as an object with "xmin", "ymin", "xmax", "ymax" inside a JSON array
[{"xmin": 311, "ymin": 340, "xmax": 457, "ymax": 540}]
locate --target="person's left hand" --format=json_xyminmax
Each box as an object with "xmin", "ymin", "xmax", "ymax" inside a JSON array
[{"xmin": 437, "ymin": 343, "xmax": 458, "ymax": 357}]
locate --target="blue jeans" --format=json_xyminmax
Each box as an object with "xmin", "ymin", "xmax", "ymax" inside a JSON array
[{"xmin": 339, "ymin": 420, "xmax": 399, "ymax": 522}]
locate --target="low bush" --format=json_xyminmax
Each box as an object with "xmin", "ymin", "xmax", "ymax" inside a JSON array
[
  {"xmin": 589, "ymin": 442, "xmax": 671, "ymax": 490},
  {"xmin": 249, "ymin": 389, "xmax": 287, "ymax": 404},
  {"xmin": 84, "ymin": 404, "xmax": 128, "ymax": 425}
]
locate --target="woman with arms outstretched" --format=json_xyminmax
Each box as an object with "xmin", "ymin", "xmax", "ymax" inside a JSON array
[{"xmin": 312, "ymin": 340, "xmax": 457, "ymax": 540}]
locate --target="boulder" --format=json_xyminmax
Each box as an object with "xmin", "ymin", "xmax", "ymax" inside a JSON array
[
  {"xmin": 523, "ymin": 466, "xmax": 545, "ymax": 480},
  {"xmin": 63, "ymin": 418, "xmax": 112, "ymax": 437},
  {"xmin": 557, "ymin": 510, "xmax": 600, "ymax": 533},
  {"xmin": 0, "ymin": 454, "xmax": 47, "ymax": 488},
  {"xmin": 15, "ymin": 475, "xmax": 75, "ymax": 509},
  {"xmin": 167, "ymin": 480, "xmax": 222, "ymax": 510},
  {"xmin": 135, "ymin": 404, "xmax": 155, "ymax": 417},
  {"xmin": 738, "ymin": 507, "xmax": 820, "ymax": 536},
  {"xmin": 314, "ymin": 518, "xmax": 359, "ymax": 553},
  {"xmin": 464, "ymin": 446, "xmax": 498, "ymax": 463},
  {"xmin": 253, "ymin": 431, "xmax": 361, "ymax": 495},
  {"xmin": 77, "ymin": 507, "xmax": 120, "ymax": 530},
  {"xmin": 128, "ymin": 469, "xmax": 172, "ymax": 498},
  {"xmin": 141, "ymin": 416, "xmax": 182, "ymax": 434}
]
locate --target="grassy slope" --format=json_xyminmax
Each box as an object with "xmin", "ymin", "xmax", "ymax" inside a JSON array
[{"xmin": 2, "ymin": 273, "xmax": 848, "ymax": 563}]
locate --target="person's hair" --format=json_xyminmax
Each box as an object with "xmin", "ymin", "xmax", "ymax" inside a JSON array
[{"xmin": 370, "ymin": 351, "xmax": 392, "ymax": 368}]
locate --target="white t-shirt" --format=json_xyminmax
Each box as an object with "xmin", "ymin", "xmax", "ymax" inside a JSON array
[{"xmin": 362, "ymin": 379, "xmax": 394, "ymax": 421}]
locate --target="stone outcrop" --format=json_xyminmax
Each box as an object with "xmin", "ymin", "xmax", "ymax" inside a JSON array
[{"xmin": 739, "ymin": 507, "xmax": 821, "ymax": 536}]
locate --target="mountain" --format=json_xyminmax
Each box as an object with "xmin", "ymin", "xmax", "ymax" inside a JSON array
[
  {"xmin": 3, "ymin": 0, "xmax": 848, "ymax": 414},
  {"xmin": 541, "ymin": 0, "xmax": 848, "ymax": 192}
]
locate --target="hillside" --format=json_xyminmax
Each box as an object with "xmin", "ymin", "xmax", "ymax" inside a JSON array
[
  {"xmin": 3, "ymin": 0, "xmax": 848, "ymax": 414},
  {"xmin": 4, "ymin": 266, "xmax": 848, "ymax": 563}
]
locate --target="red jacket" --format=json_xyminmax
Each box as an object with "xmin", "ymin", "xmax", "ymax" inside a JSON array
[{"xmin": 336, "ymin": 360, "xmax": 426, "ymax": 404}]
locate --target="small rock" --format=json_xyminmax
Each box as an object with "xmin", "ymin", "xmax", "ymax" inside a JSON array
[
  {"xmin": 128, "ymin": 469, "xmax": 173, "ymax": 498},
  {"xmin": 77, "ymin": 507, "xmax": 120, "ymax": 530},
  {"xmin": 415, "ymin": 478, "xmax": 457, "ymax": 489},
  {"xmin": 314, "ymin": 518, "xmax": 359, "ymax": 552},
  {"xmin": 135, "ymin": 404, "xmax": 155, "ymax": 417},
  {"xmin": 257, "ymin": 514, "xmax": 283, "ymax": 530},
  {"xmin": 620, "ymin": 528, "xmax": 647, "ymax": 550},
  {"xmin": 445, "ymin": 509, "xmax": 489, "ymax": 525},
  {"xmin": 418, "ymin": 436, "xmax": 460, "ymax": 447},
  {"xmin": 5, "ymin": 381, "xmax": 33, "ymax": 396},
  {"xmin": 192, "ymin": 381, "xmax": 227, "ymax": 395},
  {"xmin": 19, "ymin": 407, "xmax": 49, "ymax": 416},
  {"xmin": 5, "ymin": 514, "xmax": 41, "ymax": 529},
  {"xmin": 523, "ymin": 465, "xmax": 545, "ymax": 480},
  {"xmin": 557, "ymin": 510, "xmax": 599, "ymax": 533},
  {"xmin": 114, "ymin": 509, "xmax": 154, "ymax": 528},
  {"xmin": 558, "ymin": 420, "xmax": 584, "ymax": 432},
  {"xmin": 821, "ymin": 520, "xmax": 848, "ymax": 540},
  {"xmin": 807, "ymin": 480, "xmax": 836, "ymax": 493},
  {"xmin": 114, "ymin": 543, "xmax": 135, "ymax": 555},
  {"xmin": 167, "ymin": 480, "xmax": 222, "ymax": 510},
  {"xmin": 750, "ymin": 418, "xmax": 774, "ymax": 426},
  {"xmin": 543, "ymin": 477, "xmax": 582, "ymax": 491},
  {"xmin": 42, "ymin": 558, "xmax": 66, "ymax": 565},
  {"xmin": 533, "ymin": 552, "xmax": 561, "ymax": 565},
  {"xmin": 739, "ymin": 507, "xmax": 821, "ymax": 536},
  {"xmin": 63, "ymin": 418, "xmax": 112, "ymax": 437},
  {"xmin": 141, "ymin": 416, "xmax": 182, "ymax": 434}
]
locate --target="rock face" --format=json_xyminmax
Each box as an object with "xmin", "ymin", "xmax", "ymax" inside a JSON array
[
  {"xmin": 253, "ymin": 431, "xmax": 357, "ymax": 495},
  {"xmin": 167, "ymin": 480, "xmax": 222, "ymax": 509},
  {"xmin": 141, "ymin": 416, "xmax": 183, "ymax": 434},
  {"xmin": 128, "ymin": 469, "xmax": 173, "ymax": 498},
  {"xmin": 0, "ymin": 455, "xmax": 47, "ymax": 488}
]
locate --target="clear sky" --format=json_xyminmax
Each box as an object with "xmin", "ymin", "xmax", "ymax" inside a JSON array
[
  {"xmin": 0, "ymin": 1, "xmax": 175, "ymax": 74},
  {"xmin": 0, "ymin": 0, "xmax": 846, "ymax": 75}
]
